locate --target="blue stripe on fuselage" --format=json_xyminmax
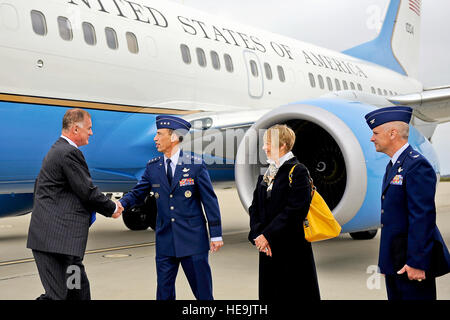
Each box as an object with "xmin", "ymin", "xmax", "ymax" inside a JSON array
[{"xmin": 0, "ymin": 102, "xmax": 233, "ymax": 205}]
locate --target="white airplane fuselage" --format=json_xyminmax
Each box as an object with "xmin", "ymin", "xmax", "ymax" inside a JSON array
[
  {"xmin": 1, "ymin": 0, "xmax": 441, "ymax": 235},
  {"xmin": 0, "ymin": 0, "xmax": 422, "ymax": 113}
]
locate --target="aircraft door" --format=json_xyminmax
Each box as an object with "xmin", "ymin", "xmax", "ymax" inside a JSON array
[{"xmin": 243, "ymin": 51, "xmax": 263, "ymax": 99}]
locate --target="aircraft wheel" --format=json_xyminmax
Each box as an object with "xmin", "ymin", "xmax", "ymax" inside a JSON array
[
  {"xmin": 122, "ymin": 195, "xmax": 156, "ymax": 231},
  {"xmin": 349, "ymin": 229, "xmax": 378, "ymax": 240}
]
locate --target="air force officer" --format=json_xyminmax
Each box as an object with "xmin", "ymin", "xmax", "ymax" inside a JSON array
[
  {"xmin": 365, "ymin": 106, "xmax": 450, "ymax": 300},
  {"xmin": 119, "ymin": 115, "xmax": 223, "ymax": 300}
]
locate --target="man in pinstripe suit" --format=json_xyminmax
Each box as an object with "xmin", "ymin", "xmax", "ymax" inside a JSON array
[{"xmin": 27, "ymin": 108, "xmax": 123, "ymax": 300}]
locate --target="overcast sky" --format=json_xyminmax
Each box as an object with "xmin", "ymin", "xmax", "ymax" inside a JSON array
[{"xmin": 169, "ymin": 0, "xmax": 450, "ymax": 174}]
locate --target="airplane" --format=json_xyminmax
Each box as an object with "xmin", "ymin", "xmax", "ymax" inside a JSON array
[{"xmin": 1, "ymin": 0, "xmax": 449, "ymax": 240}]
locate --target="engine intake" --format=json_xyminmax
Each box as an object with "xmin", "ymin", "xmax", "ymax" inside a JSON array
[{"xmin": 235, "ymin": 103, "xmax": 368, "ymax": 226}]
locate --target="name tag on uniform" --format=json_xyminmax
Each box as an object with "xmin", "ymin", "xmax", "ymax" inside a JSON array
[
  {"xmin": 390, "ymin": 175, "xmax": 403, "ymax": 185},
  {"xmin": 180, "ymin": 178, "xmax": 195, "ymax": 187}
]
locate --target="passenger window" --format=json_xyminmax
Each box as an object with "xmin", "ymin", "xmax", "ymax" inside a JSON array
[
  {"xmin": 264, "ymin": 63, "xmax": 272, "ymax": 80},
  {"xmin": 224, "ymin": 54, "xmax": 233, "ymax": 72},
  {"xmin": 31, "ymin": 10, "xmax": 47, "ymax": 36},
  {"xmin": 334, "ymin": 79, "xmax": 341, "ymax": 91},
  {"xmin": 389, "ymin": 90, "xmax": 393, "ymax": 96},
  {"xmin": 309, "ymin": 73, "xmax": 316, "ymax": 88},
  {"xmin": 326, "ymin": 77, "xmax": 333, "ymax": 91},
  {"xmin": 357, "ymin": 83, "xmax": 363, "ymax": 91},
  {"xmin": 210, "ymin": 51, "xmax": 220, "ymax": 70},
  {"xmin": 350, "ymin": 82, "xmax": 355, "ymax": 90},
  {"xmin": 318, "ymin": 75, "xmax": 324, "ymax": 89},
  {"xmin": 180, "ymin": 44, "xmax": 191, "ymax": 64},
  {"xmin": 371, "ymin": 87, "xmax": 376, "ymax": 94},
  {"xmin": 343, "ymin": 80, "xmax": 348, "ymax": 90},
  {"xmin": 105, "ymin": 27, "xmax": 118, "ymax": 50},
  {"xmin": 57, "ymin": 16, "xmax": 73, "ymax": 41},
  {"xmin": 82, "ymin": 22, "xmax": 96, "ymax": 45},
  {"xmin": 277, "ymin": 66, "xmax": 285, "ymax": 82},
  {"xmin": 196, "ymin": 48, "xmax": 206, "ymax": 67},
  {"xmin": 383, "ymin": 89, "xmax": 388, "ymax": 96},
  {"xmin": 126, "ymin": 32, "xmax": 139, "ymax": 54},
  {"xmin": 377, "ymin": 88, "xmax": 382, "ymax": 95},
  {"xmin": 250, "ymin": 60, "xmax": 258, "ymax": 77}
]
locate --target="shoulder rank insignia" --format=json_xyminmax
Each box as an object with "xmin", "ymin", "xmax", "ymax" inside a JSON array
[{"xmin": 148, "ymin": 156, "xmax": 161, "ymax": 164}]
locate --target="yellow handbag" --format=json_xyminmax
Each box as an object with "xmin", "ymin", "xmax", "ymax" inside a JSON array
[{"xmin": 289, "ymin": 165, "xmax": 341, "ymax": 242}]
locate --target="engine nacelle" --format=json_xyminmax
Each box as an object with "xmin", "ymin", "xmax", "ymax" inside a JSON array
[{"xmin": 235, "ymin": 99, "xmax": 440, "ymax": 233}]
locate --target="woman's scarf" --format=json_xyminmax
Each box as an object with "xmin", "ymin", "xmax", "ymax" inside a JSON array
[{"xmin": 263, "ymin": 161, "xmax": 279, "ymax": 192}]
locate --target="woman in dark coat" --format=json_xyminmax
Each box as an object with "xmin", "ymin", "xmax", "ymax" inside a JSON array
[{"xmin": 248, "ymin": 124, "xmax": 320, "ymax": 300}]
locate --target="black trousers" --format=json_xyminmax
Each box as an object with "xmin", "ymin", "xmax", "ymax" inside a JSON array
[
  {"xmin": 385, "ymin": 274, "xmax": 436, "ymax": 300},
  {"xmin": 32, "ymin": 250, "xmax": 91, "ymax": 300}
]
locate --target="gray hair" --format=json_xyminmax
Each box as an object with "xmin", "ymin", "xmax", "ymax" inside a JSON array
[
  {"xmin": 384, "ymin": 121, "xmax": 409, "ymax": 140},
  {"xmin": 62, "ymin": 108, "xmax": 90, "ymax": 130}
]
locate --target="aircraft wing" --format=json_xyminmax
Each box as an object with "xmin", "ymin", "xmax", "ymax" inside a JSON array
[{"xmin": 388, "ymin": 86, "xmax": 450, "ymax": 123}]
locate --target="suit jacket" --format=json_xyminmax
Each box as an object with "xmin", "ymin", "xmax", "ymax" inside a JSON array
[
  {"xmin": 27, "ymin": 138, "xmax": 116, "ymax": 258},
  {"xmin": 120, "ymin": 150, "xmax": 222, "ymax": 258},
  {"xmin": 379, "ymin": 145, "xmax": 450, "ymax": 276}
]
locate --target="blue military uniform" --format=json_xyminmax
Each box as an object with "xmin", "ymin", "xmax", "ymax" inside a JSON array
[
  {"xmin": 120, "ymin": 116, "xmax": 222, "ymax": 300},
  {"xmin": 365, "ymin": 106, "xmax": 450, "ymax": 300}
]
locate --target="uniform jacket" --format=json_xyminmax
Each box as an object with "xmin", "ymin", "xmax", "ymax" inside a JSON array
[
  {"xmin": 27, "ymin": 138, "xmax": 116, "ymax": 258},
  {"xmin": 379, "ymin": 145, "xmax": 450, "ymax": 276},
  {"xmin": 120, "ymin": 150, "xmax": 222, "ymax": 258}
]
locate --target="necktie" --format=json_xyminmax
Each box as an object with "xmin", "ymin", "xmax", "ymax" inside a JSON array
[
  {"xmin": 89, "ymin": 212, "xmax": 96, "ymax": 227},
  {"xmin": 384, "ymin": 161, "xmax": 393, "ymax": 184},
  {"xmin": 166, "ymin": 158, "xmax": 173, "ymax": 185}
]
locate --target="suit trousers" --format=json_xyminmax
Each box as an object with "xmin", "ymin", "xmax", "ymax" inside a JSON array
[
  {"xmin": 155, "ymin": 252, "xmax": 213, "ymax": 300},
  {"xmin": 32, "ymin": 250, "xmax": 91, "ymax": 300},
  {"xmin": 385, "ymin": 274, "xmax": 436, "ymax": 300}
]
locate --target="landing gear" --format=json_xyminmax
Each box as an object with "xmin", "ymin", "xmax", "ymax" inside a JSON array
[
  {"xmin": 349, "ymin": 229, "xmax": 378, "ymax": 240},
  {"xmin": 122, "ymin": 194, "xmax": 157, "ymax": 231}
]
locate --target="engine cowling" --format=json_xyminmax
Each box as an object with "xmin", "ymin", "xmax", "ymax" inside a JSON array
[{"xmin": 234, "ymin": 99, "xmax": 440, "ymax": 233}]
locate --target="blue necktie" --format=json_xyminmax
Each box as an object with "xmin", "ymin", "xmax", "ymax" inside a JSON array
[
  {"xmin": 89, "ymin": 212, "xmax": 96, "ymax": 227},
  {"xmin": 384, "ymin": 161, "xmax": 393, "ymax": 184},
  {"xmin": 166, "ymin": 158, "xmax": 173, "ymax": 185}
]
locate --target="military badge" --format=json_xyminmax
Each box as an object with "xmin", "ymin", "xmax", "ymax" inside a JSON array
[
  {"xmin": 390, "ymin": 175, "xmax": 403, "ymax": 185},
  {"xmin": 179, "ymin": 178, "xmax": 194, "ymax": 186},
  {"xmin": 185, "ymin": 190, "xmax": 192, "ymax": 198},
  {"xmin": 182, "ymin": 168, "xmax": 190, "ymax": 173},
  {"xmin": 154, "ymin": 192, "xmax": 160, "ymax": 199}
]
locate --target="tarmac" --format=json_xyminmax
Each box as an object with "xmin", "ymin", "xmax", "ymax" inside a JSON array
[{"xmin": 0, "ymin": 183, "xmax": 449, "ymax": 300}]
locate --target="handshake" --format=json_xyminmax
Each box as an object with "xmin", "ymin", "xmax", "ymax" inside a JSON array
[{"xmin": 112, "ymin": 200, "xmax": 124, "ymax": 219}]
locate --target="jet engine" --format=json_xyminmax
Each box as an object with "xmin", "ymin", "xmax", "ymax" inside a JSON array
[{"xmin": 234, "ymin": 99, "xmax": 440, "ymax": 238}]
